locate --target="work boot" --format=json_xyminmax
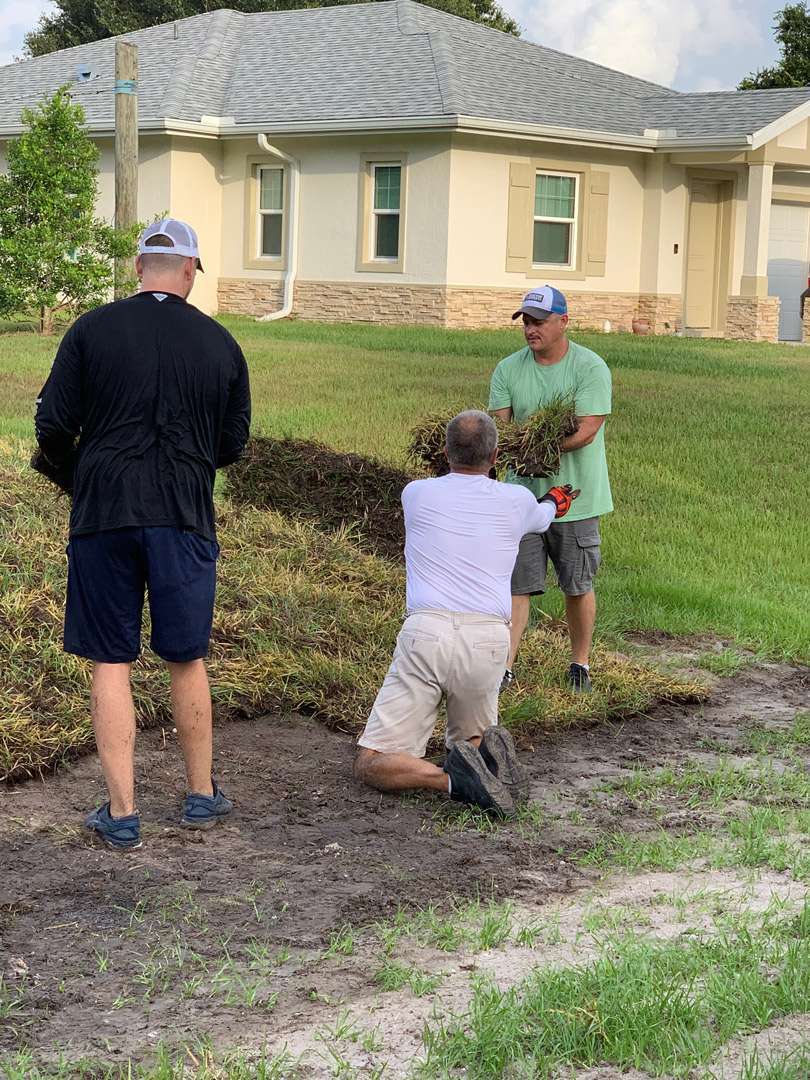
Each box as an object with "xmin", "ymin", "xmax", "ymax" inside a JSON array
[
  {"xmin": 444, "ymin": 742, "xmax": 514, "ymax": 817},
  {"xmin": 479, "ymin": 727, "xmax": 530, "ymax": 804}
]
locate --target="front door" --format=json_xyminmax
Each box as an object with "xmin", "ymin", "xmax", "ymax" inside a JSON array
[{"xmin": 685, "ymin": 181, "xmax": 721, "ymax": 330}]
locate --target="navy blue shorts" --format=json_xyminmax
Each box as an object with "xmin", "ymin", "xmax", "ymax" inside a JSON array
[{"xmin": 65, "ymin": 527, "xmax": 219, "ymax": 664}]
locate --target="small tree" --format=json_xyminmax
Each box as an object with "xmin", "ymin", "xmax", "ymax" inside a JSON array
[{"xmin": 0, "ymin": 87, "xmax": 139, "ymax": 333}]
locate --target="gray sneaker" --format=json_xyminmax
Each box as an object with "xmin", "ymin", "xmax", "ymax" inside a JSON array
[
  {"xmin": 479, "ymin": 727, "xmax": 530, "ymax": 804},
  {"xmin": 444, "ymin": 742, "xmax": 515, "ymax": 817},
  {"xmin": 568, "ymin": 663, "xmax": 592, "ymax": 693}
]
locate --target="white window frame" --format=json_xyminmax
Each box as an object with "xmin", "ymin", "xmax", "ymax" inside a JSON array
[
  {"xmin": 370, "ymin": 162, "xmax": 402, "ymax": 263},
  {"xmin": 257, "ymin": 165, "xmax": 285, "ymax": 260},
  {"xmin": 532, "ymin": 170, "xmax": 579, "ymax": 270}
]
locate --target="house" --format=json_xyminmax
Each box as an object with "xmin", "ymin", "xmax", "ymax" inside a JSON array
[{"xmin": 3, "ymin": 1, "xmax": 810, "ymax": 342}]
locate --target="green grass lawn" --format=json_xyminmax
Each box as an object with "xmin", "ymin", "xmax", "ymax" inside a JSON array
[{"xmin": 2, "ymin": 319, "xmax": 808, "ymax": 661}]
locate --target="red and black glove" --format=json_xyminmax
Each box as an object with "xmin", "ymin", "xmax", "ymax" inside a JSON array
[{"xmin": 539, "ymin": 484, "xmax": 580, "ymax": 518}]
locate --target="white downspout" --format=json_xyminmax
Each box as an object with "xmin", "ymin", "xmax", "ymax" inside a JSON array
[{"xmin": 256, "ymin": 133, "xmax": 300, "ymax": 321}]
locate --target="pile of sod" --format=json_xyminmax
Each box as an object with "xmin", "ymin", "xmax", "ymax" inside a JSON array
[
  {"xmin": 1, "ymin": 449, "xmax": 706, "ymax": 783},
  {"xmin": 224, "ymin": 435, "xmax": 411, "ymax": 559},
  {"xmin": 224, "ymin": 401, "xmax": 578, "ymax": 561},
  {"xmin": 408, "ymin": 398, "xmax": 578, "ymax": 478}
]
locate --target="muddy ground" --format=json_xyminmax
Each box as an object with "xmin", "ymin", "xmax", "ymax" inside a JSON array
[{"xmin": 1, "ymin": 650, "xmax": 808, "ymax": 1075}]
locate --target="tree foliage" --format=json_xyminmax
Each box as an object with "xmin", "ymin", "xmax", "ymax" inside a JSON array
[
  {"xmin": 0, "ymin": 88, "xmax": 139, "ymax": 333},
  {"xmin": 739, "ymin": 3, "xmax": 810, "ymax": 89},
  {"xmin": 23, "ymin": 0, "xmax": 520, "ymax": 55}
]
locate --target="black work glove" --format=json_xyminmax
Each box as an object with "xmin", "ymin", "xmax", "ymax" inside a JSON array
[{"xmin": 30, "ymin": 448, "xmax": 75, "ymax": 497}]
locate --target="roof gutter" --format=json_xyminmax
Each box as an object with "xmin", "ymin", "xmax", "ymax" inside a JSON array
[
  {"xmin": 255, "ymin": 133, "xmax": 300, "ymax": 323},
  {"xmin": 0, "ymin": 115, "xmax": 762, "ymax": 155}
]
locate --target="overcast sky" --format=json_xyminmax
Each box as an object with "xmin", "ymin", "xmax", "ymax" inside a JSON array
[{"xmin": 0, "ymin": 0, "xmax": 786, "ymax": 90}]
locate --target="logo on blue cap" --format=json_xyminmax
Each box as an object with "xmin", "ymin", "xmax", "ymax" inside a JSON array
[{"xmin": 512, "ymin": 286, "xmax": 568, "ymax": 320}]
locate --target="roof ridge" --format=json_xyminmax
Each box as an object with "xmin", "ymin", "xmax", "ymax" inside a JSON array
[
  {"xmin": 396, "ymin": 0, "xmax": 420, "ymax": 35},
  {"xmin": 426, "ymin": 31, "xmax": 458, "ymax": 115},
  {"xmin": 645, "ymin": 86, "xmax": 810, "ymax": 100},
  {"xmin": 403, "ymin": 0, "xmax": 675, "ymax": 98},
  {"xmin": 202, "ymin": 8, "xmax": 245, "ymax": 117},
  {"xmin": 162, "ymin": 8, "xmax": 234, "ymax": 118}
]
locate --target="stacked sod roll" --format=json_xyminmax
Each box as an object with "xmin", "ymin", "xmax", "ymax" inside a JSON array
[{"xmin": 407, "ymin": 397, "xmax": 579, "ymax": 478}]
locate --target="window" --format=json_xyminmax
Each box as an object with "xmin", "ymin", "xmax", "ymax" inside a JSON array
[
  {"xmin": 356, "ymin": 154, "xmax": 406, "ymax": 272},
  {"xmin": 258, "ymin": 166, "xmax": 284, "ymax": 259},
  {"xmin": 533, "ymin": 172, "xmax": 578, "ymax": 267},
  {"xmin": 372, "ymin": 164, "xmax": 401, "ymax": 260}
]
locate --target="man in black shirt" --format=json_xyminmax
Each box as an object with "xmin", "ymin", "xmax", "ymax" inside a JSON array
[{"xmin": 35, "ymin": 218, "xmax": 251, "ymax": 849}]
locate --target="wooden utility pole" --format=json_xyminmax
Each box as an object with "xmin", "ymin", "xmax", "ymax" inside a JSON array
[{"xmin": 114, "ymin": 41, "xmax": 138, "ymax": 298}]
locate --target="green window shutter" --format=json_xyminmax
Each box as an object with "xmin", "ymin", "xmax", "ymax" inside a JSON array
[
  {"xmin": 506, "ymin": 162, "xmax": 532, "ymax": 273},
  {"xmin": 585, "ymin": 171, "xmax": 610, "ymax": 277}
]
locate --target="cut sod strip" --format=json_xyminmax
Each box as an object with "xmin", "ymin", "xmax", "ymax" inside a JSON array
[{"xmin": 0, "ymin": 450, "xmax": 704, "ymax": 781}]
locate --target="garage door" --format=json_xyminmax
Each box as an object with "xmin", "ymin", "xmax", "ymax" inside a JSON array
[{"xmin": 767, "ymin": 201, "xmax": 810, "ymax": 341}]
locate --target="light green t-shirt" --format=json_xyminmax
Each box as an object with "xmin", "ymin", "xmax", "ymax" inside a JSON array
[{"xmin": 488, "ymin": 339, "xmax": 613, "ymax": 522}]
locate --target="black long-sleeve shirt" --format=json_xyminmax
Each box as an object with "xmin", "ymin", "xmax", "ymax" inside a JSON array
[{"xmin": 35, "ymin": 291, "xmax": 251, "ymax": 541}]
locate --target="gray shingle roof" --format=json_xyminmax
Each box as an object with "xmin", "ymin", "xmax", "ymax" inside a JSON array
[
  {"xmin": 0, "ymin": 0, "xmax": 807, "ymax": 143},
  {"xmin": 642, "ymin": 87, "xmax": 810, "ymax": 139}
]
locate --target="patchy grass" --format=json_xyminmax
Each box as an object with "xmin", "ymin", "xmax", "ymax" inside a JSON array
[
  {"xmin": 0, "ymin": 448, "xmax": 704, "ymax": 780},
  {"xmin": 416, "ymin": 901, "xmax": 810, "ymax": 1078},
  {"xmin": 2, "ymin": 320, "xmax": 809, "ymax": 658},
  {"xmin": 745, "ymin": 712, "xmax": 810, "ymax": 754}
]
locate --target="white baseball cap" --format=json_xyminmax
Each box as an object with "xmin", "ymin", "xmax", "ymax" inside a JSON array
[{"xmin": 137, "ymin": 218, "xmax": 204, "ymax": 272}]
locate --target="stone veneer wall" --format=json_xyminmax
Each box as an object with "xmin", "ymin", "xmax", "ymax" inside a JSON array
[
  {"xmin": 218, "ymin": 278, "xmax": 283, "ymax": 317},
  {"xmin": 725, "ymin": 296, "xmax": 780, "ymax": 343},
  {"xmin": 636, "ymin": 293, "xmax": 683, "ymax": 335},
  {"xmin": 802, "ymin": 304, "xmax": 810, "ymax": 344},
  {"xmin": 295, "ymin": 281, "xmax": 447, "ymax": 325},
  {"xmin": 218, "ymin": 277, "xmax": 447, "ymax": 324},
  {"xmin": 443, "ymin": 287, "xmax": 647, "ymax": 332},
  {"xmin": 219, "ymin": 278, "xmax": 687, "ymax": 335}
]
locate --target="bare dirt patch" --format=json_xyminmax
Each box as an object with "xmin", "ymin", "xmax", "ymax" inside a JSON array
[{"xmin": 1, "ymin": 655, "xmax": 807, "ymax": 1074}]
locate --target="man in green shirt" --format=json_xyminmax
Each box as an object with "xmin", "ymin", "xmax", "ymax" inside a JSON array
[{"xmin": 489, "ymin": 286, "xmax": 612, "ymax": 693}]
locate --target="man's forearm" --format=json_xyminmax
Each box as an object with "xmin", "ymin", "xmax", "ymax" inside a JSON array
[
  {"xmin": 561, "ymin": 415, "xmax": 606, "ymax": 452},
  {"xmin": 561, "ymin": 431, "xmax": 594, "ymax": 452}
]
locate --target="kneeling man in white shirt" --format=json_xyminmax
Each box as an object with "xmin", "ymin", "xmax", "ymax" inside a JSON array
[{"xmin": 354, "ymin": 410, "xmax": 578, "ymax": 816}]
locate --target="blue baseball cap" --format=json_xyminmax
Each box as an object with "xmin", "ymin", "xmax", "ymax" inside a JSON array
[{"xmin": 512, "ymin": 286, "xmax": 567, "ymax": 320}]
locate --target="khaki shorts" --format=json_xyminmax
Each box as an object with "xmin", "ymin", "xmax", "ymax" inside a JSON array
[
  {"xmin": 358, "ymin": 609, "xmax": 510, "ymax": 758},
  {"xmin": 510, "ymin": 517, "xmax": 601, "ymax": 597}
]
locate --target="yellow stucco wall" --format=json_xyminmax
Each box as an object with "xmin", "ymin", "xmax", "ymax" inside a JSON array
[
  {"xmin": 219, "ymin": 133, "xmax": 452, "ymax": 287},
  {"xmin": 95, "ymin": 135, "xmax": 219, "ymax": 312},
  {"xmin": 445, "ymin": 135, "xmax": 647, "ymax": 293},
  {"xmin": 167, "ymin": 138, "xmax": 223, "ymax": 314}
]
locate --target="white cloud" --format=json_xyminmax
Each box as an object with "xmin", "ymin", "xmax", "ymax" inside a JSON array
[
  {"xmin": 0, "ymin": 1, "xmax": 56, "ymax": 66},
  {"xmin": 501, "ymin": 0, "xmax": 767, "ymax": 89}
]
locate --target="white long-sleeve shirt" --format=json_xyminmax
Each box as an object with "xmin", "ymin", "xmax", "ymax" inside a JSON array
[{"xmin": 402, "ymin": 472, "xmax": 556, "ymax": 620}]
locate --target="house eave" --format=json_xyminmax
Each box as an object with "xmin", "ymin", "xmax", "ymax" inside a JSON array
[
  {"xmin": 749, "ymin": 97, "xmax": 810, "ymax": 150},
  {"xmin": 0, "ymin": 114, "xmax": 762, "ymax": 156}
]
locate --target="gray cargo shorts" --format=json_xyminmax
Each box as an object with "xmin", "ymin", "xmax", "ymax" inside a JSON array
[{"xmin": 511, "ymin": 517, "xmax": 601, "ymax": 597}]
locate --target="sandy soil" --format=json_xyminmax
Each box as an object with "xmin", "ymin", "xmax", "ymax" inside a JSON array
[{"xmin": 0, "ymin": 654, "xmax": 807, "ymax": 1075}]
